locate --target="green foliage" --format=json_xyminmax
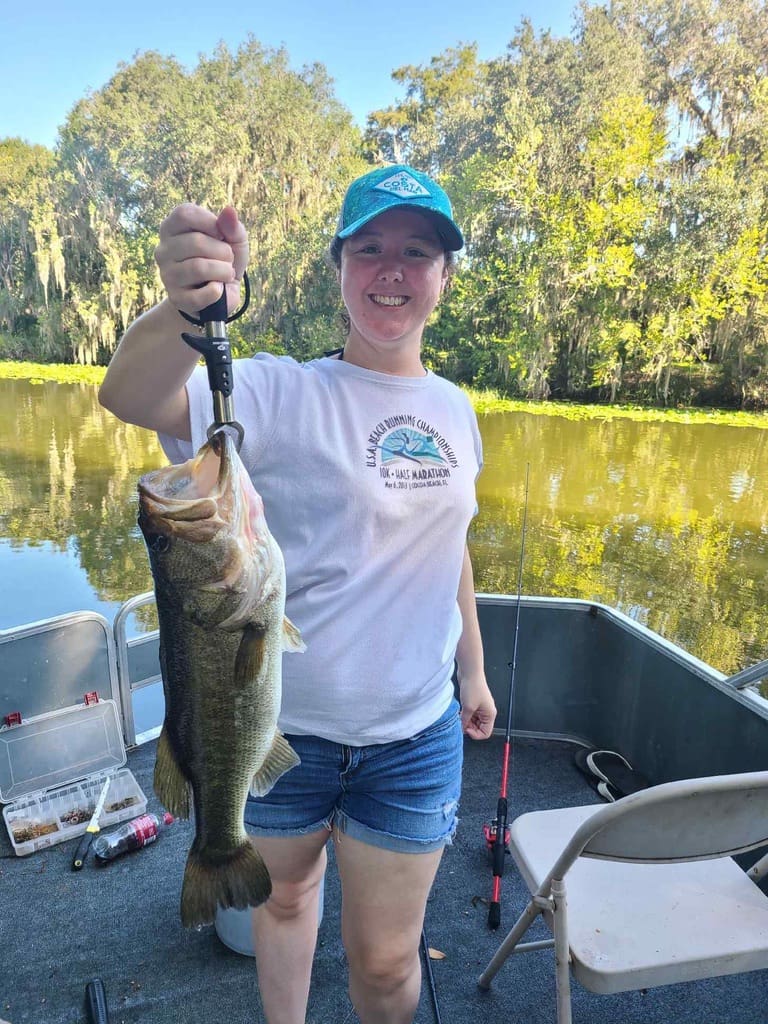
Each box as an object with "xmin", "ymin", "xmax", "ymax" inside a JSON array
[
  {"xmin": 367, "ymin": 0, "xmax": 768, "ymax": 408},
  {"xmin": 0, "ymin": 138, "xmax": 59, "ymax": 339},
  {"xmin": 1, "ymin": 40, "xmax": 364, "ymax": 366},
  {"xmin": 1, "ymin": 4, "xmax": 767, "ymax": 408}
]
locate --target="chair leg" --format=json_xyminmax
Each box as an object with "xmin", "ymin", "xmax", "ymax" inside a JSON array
[
  {"xmin": 749, "ymin": 850, "xmax": 768, "ymax": 882},
  {"xmin": 551, "ymin": 877, "xmax": 572, "ymax": 1024},
  {"xmin": 478, "ymin": 898, "xmax": 543, "ymax": 989}
]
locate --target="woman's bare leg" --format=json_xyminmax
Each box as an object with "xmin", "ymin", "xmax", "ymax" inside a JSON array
[
  {"xmin": 251, "ymin": 830, "xmax": 330, "ymax": 1024},
  {"xmin": 334, "ymin": 834, "xmax": 443, "ymax": 1024}
]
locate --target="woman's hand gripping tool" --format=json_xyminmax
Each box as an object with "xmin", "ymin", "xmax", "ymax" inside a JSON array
[{"xmin": 179, "ymin": 273, "xmax": 250, "ymax": 451}]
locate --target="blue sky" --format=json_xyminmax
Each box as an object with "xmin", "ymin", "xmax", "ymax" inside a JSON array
[{"xmin": 2, "ymin": 0, "xmax": 578, "ymax": 149}]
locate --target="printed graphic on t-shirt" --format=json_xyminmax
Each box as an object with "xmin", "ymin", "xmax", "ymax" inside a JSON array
[{"xmin": 366, "ymin": 413, "xmax": 458, "ymax": 490}]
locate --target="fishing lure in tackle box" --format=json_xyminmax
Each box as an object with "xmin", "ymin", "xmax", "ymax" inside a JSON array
[{"xmin": 179, "ymin": 272, "xmax": 250, "ymax": 450}]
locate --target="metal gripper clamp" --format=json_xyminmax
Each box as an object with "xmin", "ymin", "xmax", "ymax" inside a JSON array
[{"xmin": 179, "ymin": 273, "xmax": 250, "ymax": 451}]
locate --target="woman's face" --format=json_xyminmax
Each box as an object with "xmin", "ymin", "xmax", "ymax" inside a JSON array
[{"xmin": 338, "ymin": 207, "xmax": 448, "ymax": 370}]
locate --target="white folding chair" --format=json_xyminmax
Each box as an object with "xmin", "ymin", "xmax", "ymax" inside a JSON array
[{"xmin": 478, "ymin": 771, "xmax": 768, "ymax": 1023}]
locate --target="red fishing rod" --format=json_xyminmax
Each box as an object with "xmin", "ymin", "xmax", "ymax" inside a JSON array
[{"xmin": 484, "ymin": 463, "xmax": 530, "ymax": 930}]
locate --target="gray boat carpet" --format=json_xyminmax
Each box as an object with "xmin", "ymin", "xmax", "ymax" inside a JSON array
[{"xmin": 2, "ymin": 735, "xmax": 766, "ymax": 1024}]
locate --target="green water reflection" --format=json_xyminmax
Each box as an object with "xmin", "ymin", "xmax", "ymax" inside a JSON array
[
  {"xmin": 473, "ymin": 411, "xmax": 767, "ymax": 675},
  {"xmin": 0, "ymin": 378, "xmax": 161, "ymax": 627},
  {"xmin": 1, "ymin": 378, "xmax": 765, "ymax": 677}
]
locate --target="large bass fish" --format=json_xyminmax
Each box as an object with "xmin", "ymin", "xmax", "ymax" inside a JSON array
[{"xmin": 138, "ymin": 430, "xmax": 303, "ymax": 927}]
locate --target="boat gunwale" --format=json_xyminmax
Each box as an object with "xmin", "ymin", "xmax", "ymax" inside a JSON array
[{"xmin": 477, "ymin": 593, "xmax": 768, "ymax": 719}]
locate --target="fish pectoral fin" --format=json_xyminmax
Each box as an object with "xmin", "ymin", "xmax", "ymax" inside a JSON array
[
  {"xmin": 153, "ymin": 724, "xmax": 192, "ymax": 818},
  {"xmin": 282, "ymin": 616, "xmax": 306, "ymax": 654},
  {"xmin": 250, "ymin": 732, "xmax": 301, "ymax": 797},
  {"xmin": 234, "ymin": 626, "xmax": 267, "ymax": 688}
]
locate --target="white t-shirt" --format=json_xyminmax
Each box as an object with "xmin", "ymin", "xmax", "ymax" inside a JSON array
[{"xmin": 159, "ymin": 354, "xmax": 483, "ymax": 745}]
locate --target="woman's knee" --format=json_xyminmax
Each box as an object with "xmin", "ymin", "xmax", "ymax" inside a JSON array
[
  {"xmin": 265, "ymin": 874, "xmax": 322, "ymax": 920},
  {"xmin": 346, "ymin": 940, "xmax": 419, "ymax": 993},
  {"xmin": 251, "ymin": 833, "xmax": 328, "ymax": 920}
]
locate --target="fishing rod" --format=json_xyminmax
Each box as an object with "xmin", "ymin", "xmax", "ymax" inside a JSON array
[
  {"xmin": 484, "ymin": 462, "xmax": 530, "ymax": 930},
  {"xmin": 421, "ymin": 927, "xmax": 443, "ymax": 1024}
]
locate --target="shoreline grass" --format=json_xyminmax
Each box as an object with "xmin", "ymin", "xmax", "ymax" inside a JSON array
[
  {"xmin": 463, "ymin": 386, "xmax": 768, "ymax": 429},
  {"xmin": 1, "ymin": 360, "xmax": 766, "ymax": 429},
  {"xmin": 0, "ymin": 361, "xmax": 106, "ymax": 386}
]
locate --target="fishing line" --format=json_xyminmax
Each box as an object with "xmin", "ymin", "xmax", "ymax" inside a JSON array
[{"xmin": 484, "ymin": 462, "xmax": 530, "ymax": 930}]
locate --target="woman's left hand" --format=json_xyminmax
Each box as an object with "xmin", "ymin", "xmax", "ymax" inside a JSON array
[{"xmin": 458, "ymin": 672, "xmax": 497, "ymax": 740}]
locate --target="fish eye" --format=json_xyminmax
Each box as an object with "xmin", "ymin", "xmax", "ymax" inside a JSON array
[{"xmin": 149, "ymin": 533, "xmax": 171, "ymax": 554}]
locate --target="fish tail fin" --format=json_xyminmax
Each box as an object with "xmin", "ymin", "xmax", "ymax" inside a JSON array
[
  {"xmin": 154, "ymin": 724, "xmax": 192, "ymax": 818},
  {"xmin": 180, "ymin": 840, "xmax": 272, "ymax": 928},
  {"xmin": 250, "ymin": 732, "xmax": 301, "ymax": 797}
]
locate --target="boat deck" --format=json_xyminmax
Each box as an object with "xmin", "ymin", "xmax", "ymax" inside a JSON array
[{"xmin": 3, "ymin": 731, "xmax": 767, "ymax": 1024}]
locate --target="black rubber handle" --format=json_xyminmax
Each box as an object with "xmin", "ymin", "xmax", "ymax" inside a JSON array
[
  {"xmin": 488, "ymin": 901, "xmax": 501, "ymax": 930},
  {"xmin": 181, "ymin": 332, "xmax": 234, "ymax": 398},
  {"xmin": 178, "ymin": 270, "xmax": 250, "ymax": 328},
  {"xmin": 84, "ymin": 978, "xmax": 110, "ymax": 1024},
  {"xmin": 491, "ymin": 798, "xmax": 508, "ymax": 877},
  {"xmin": 196, "ymin": 285, "xmax": 229, "ymax": 324},
  {"xmin": 72, "ymin": 831, "xmax": 94, "ymax": 871}
]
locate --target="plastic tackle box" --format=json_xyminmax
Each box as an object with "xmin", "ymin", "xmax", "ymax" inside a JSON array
[{"xmin": 0, "ymin": 698, "xmax": 147, "ymax": 856}]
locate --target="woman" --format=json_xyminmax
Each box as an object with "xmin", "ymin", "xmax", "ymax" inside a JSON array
[{"xmin": 99, "ymin": 163, "xmax": 496, "ymax": 1024}]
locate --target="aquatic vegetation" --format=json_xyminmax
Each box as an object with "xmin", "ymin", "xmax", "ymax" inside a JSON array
[
  {"xmin": 0, "ymin": 361, "xmax": 106, "ymax": 386},
  {"xmin": 461, "ymin": 387, "xmax": 768, "ymax": 430},
  {"xmin": 2, "ymin": 362, "xmax": 766, "ymax": 430}
]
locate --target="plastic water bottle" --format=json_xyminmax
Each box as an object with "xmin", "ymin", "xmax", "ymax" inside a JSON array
[{"xmin": 93, "ymin": 812, "xmax": 174, "ymax": 861}]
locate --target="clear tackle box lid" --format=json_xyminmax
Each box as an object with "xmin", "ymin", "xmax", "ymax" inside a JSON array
[{"xmin": 0, "ymin": 699, "xmax": 127, "ymax": 804}]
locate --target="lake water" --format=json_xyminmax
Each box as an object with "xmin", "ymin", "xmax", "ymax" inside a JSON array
[{"xmin": 1, "ymin": 377, "xmax": 766, "ymax": 677}]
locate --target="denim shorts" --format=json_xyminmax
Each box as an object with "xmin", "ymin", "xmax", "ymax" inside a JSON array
[{"xmin": 244, "ymin": 699, "xmax": 463, "ymax": 853}]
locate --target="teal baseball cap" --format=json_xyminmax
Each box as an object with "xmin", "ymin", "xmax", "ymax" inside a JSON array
[{"xmin": 335, "ymin": 164, "xmax": 464, "ymax": 251}]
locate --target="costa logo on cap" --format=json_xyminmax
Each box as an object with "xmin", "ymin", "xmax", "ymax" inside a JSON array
[{"xmin": 373, "ymin": 171, "xmax": 431, "ymax": 199}]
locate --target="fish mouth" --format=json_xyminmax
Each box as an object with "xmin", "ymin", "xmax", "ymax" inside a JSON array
[
  {"xmin": 138, "ymin": 431, "xmax": 259, "ymax": 544},
  {"xmin": 139, "ymin": 432, "xmax": 279, "ymax": 629}
]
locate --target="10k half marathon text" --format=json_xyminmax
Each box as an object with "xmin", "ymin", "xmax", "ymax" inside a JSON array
[{"xmin": 380, "ymin": 466, "xmax": 450, "ymax": 489}]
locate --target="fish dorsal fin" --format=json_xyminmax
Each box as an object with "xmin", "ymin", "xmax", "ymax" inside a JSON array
[
  {"xmin": 282, "ymin": 616, "xmax": 306, "ymax": 654},
  {"xmin": 250, "ymin": 732, "xmax": 301, "ymax": 797}
]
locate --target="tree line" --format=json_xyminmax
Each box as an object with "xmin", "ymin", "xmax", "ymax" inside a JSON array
[{"xmin": 1, "ymin": 0, "xmax": 766, "ymax": 407}]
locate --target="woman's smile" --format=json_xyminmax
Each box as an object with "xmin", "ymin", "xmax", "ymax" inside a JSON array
[{"xmin": 369, "ymin": 294, "xmax": 409, "ymax": 307}]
